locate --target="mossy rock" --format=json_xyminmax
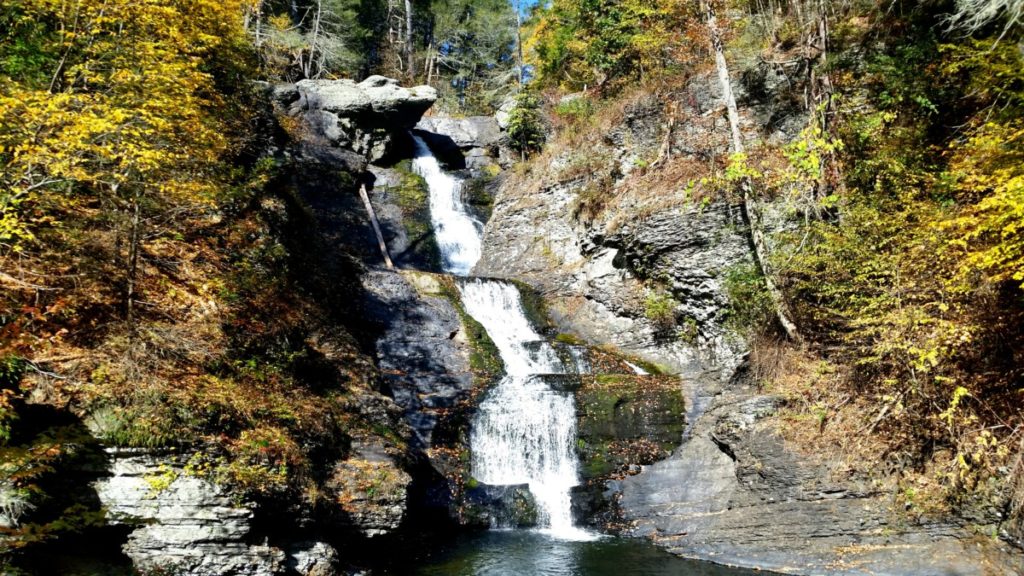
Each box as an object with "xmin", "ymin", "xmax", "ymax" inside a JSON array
[
  {"xmin": 461, "ymin": 483, "xmax": 538, "ymax": 528},
  {"xmin": 574, "ymin": 374, "xmax": 685, "ymax": 482},
  {"xmin": 462, "ymin": 170, "xmax": 500, "ymax": 223},
  {"xmin": 507, "ymin": 278, "xmax": 553, "ymax": 333},
  {"xmin": 388, "ymin": 160, "xmax": 443, "ymax": 271}
]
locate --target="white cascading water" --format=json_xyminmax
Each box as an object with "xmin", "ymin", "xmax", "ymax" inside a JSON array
[
  {"xmin": 415, "ymin": 134, "xmax": 593, "ymax": 540},
  {"xmin": 459, "ymin": 280, "xmax": 595, "ymax": 540},
  {"xmin": 411, "ymin": 134, "xmax": 482, "ymax": 276}
]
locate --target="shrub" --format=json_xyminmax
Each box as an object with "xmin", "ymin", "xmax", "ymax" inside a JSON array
[
  {"xmin": 643, "ymin": 290, "xmax": 678, "ymax": 333},
  {"xmin": 506, "ymin": 91, "xmax": 546, "ymax": 157}
]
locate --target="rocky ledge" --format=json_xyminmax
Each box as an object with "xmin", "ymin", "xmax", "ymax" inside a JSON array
[
  {"xmin": 93, "ymin": 449, "xmax": 287, "ymax": 576},
  {"xmin": 274, "ymin": 75, "xmax": 437, "ymax": 162},
  {"xmin": 617, "ymin": 371, "xmax": 1024, "ymax": 575},
  {"xmin": 414, "ymin": 116, "xmax": 509, "ymax": 171}
]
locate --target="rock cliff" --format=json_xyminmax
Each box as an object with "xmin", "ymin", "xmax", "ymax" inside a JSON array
[{"xmin": 474, "ymin": 70, "xmax": 1024, "ymax": 574}]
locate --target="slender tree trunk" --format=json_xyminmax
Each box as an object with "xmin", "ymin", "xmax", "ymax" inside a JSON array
[
  {"xmin": 514, "ymin": 0, "xmax": 525, "ymax": 86},
  {"xmin": 701, "ymin": 0, "xmax": 803, "ymax": 342},
  {"xmin": 812, "ymin": 0, "xmax": 839, "ymax": 203},
  {"xmin": 405, "ymin": 0, "xmax": 415, "ymax": 78},
  {"xmin": 305, "ymin": 0, "xmax": 323, "ymax": 79},
  {"xmin": 426, "ymin": 40, "xmax": 436, "ymax": 85},
  {"xmin": 126, "ymin": 193, "xmax": 141, "ymax": 327}
]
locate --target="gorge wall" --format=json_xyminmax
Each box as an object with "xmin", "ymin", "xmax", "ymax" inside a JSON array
[{"xmin": 474, "ymin": 69, "xmax": 1024, "ymax": 574}]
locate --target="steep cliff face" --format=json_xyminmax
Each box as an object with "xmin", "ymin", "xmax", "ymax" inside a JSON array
[
  {"xmin": 14, "ymin": 77, "xmax": 445, "ymax": 576},
  {"xmin": 475, "ymin": 70, "xmax": 1024, "ymax": 574},
  {"xmin": 475, "ymin": 79, "xmax": 772, "ymax": 378}
]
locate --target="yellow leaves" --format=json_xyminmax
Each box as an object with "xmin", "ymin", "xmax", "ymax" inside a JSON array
[{"xmin": 0, "ymin": 0, "xmax": 250, "ymax": 253}]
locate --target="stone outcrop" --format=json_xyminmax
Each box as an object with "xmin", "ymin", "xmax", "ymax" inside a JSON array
[
  {"xmin": 617, "ymin": 375, "xmax": 1024, "ymax": 575},
  {"xmin": 327, "ymin": 439, "xmax": 413, "ymax": 538},
  {"xmin": 281, "ymin": 75, "xmax": 437, "ymax": 161},
  {"xmin": 286, "ymin": 541, "xmax": 339, "ymax": 576},
  {"xmin": 93, "ymin": 449, "xmax": 285, "ymax": 576},
  {"xmin": 415, "ymin": 116, "xmax": 506, "ymax": 171}
]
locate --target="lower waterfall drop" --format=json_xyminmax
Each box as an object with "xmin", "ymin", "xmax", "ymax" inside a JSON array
[{"xmin": 459, "ymin": 280, "xmax": 596, "ymax": 541}]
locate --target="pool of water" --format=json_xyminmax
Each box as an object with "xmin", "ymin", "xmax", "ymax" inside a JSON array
[{"xmin": 397, "ymin": 530, "xmax": 758, "ymax": 576}]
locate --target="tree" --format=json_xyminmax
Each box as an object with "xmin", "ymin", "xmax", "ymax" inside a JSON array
[
  {"xmin": 506, "ymin": 91, "xmax": 545, "ymax": 157},
  {"xmin": 0, "ymin": 0, "xmax": 249, "ymax": 321},
  {"xmin": 425, "ymin": 0, "xmax": 518, "ymax": 112},
  {"xmin": 530, "ymin": 0, "xmax": 696, "ymax": 91},
  {"xmin": 250, "ymin": 0, "xmax": 366, "ymax": 80},
  {"xmin": 700, "ymin": 0, "xmax": 802, "ymax": 342}
]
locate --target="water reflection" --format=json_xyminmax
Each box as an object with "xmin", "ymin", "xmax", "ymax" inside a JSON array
[{"xmin": 405, "ymin": 531, "xmax": 757, "ymax": 576}]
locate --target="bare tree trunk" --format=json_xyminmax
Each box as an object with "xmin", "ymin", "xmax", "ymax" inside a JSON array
[
  {"xmin": 812, "ymin": 0, "xmax": 839, "ymax": 202},
  {"xmin": 405, "ymin": 0, "xmax": 415, "ymax": 78},
  {"xmin": 514, "ymin": 0, "xmax": 525, "ymax": 86},
  {"xmin": 250, "ymin": 0, "xmax": 263, "ymax": 48},
  {"xmin": 305, "ymin": 0, "xmax": 323, "ymax": 79},
  {"xmin": 426, "ymin": 40, "xmax": 436, "ymax": 85},
  {"xmin": 126, "ymin": 193, "xmax": 141, "ymax": 326},
  {"xmin": 701, "ymin": 0, "xmax": 803, "ymax": 342},
  {"xmin": 359, "ymin": 185, "xmax": 395, "ymax": 270}
]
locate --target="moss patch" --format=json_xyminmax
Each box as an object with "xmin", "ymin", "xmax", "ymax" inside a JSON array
[
  {"xmin": 507, "ymin": 279, "xmax": 553, "ymax": 334},
  {"xmin": 462, "ymin": 169, "xmax": 500, "ymax": 223},
  {"xmin": 574, "ymin": 374, "xmax": 685, "ymax": 481},
  {"xmin": 390, "ymin": 160, "xmax": 443, "ymax": 271}
]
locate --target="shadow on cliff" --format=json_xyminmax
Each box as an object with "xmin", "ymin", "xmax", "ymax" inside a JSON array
[{"xmin": 5, "ymin": 401, "xmax": 133, "ymax": 575}]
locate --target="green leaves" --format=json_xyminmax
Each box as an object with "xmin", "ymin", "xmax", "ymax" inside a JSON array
[{"xmin": 506, "ymin": 90, "xmax": 545, "ymax": 155}]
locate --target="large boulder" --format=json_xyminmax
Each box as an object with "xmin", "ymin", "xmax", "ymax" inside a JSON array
[
  {"xmin": 289, "ymin": 76, "xmax": 437, "ymax": 162},
  {"xmin": 296, "ymin": 75, "xmax": 437, "ymax": 128}
]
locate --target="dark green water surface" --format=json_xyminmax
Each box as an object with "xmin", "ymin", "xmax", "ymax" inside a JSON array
[{"xmin": 398, "ymin": 530, "xmax": 758, "ymax": 576}]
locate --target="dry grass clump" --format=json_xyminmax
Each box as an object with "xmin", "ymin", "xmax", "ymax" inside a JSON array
[{"xmin": 750, "ymin": 336, "xmax": 891, "ymax": 486}]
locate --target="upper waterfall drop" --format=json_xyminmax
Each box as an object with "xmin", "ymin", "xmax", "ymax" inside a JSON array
[{"xmin": 411, "ymin": 134, "xmax": 482, "ymax": 276}]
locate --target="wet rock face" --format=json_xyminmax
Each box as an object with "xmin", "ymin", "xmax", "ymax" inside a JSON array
[
  {"xmin": 462, "ymin": 483, "xmax": 538, "ymax": 528},
  {"xmin": 574, "ymin": 374, "xmax": 685, "ymax": 483},
  {"xmin": 93, "ymin": 450, "xmax": 285, "ymax": 576},
  {"xmin": 287, "ymin": 76, "xmax": 437, "ymax": 161},
  {"xmin": 571, "ymin": 373, "xmax": 686, "ymax": 529},
  {"xmin": 363, "ymin": 270, "xmax": 474, "ymax": 449}
]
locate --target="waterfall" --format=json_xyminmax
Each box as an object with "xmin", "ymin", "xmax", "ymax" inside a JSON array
[
  {"xmin": 415, "ymin": 133, "xmax": 593, "ymax": 540},
  {"xmin": 459, "ymin": 280, "xmax": 594, "ymax": 540},
  {"xmin": 411, "ymin": 134, "xmax": 482, "ymax": 276},
  {"xmin": 625, "ymin": 361, "xmax": 649, "ymax": 375}
]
